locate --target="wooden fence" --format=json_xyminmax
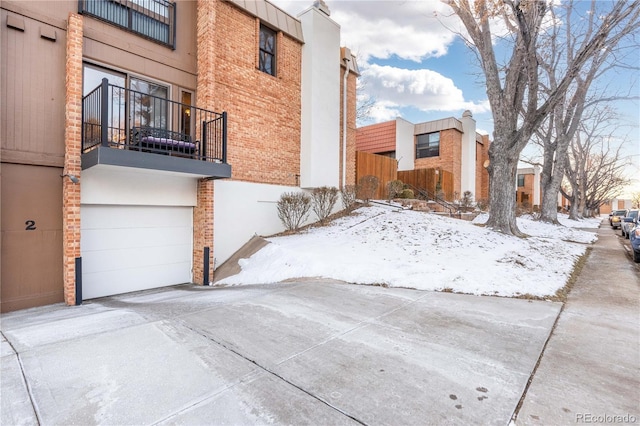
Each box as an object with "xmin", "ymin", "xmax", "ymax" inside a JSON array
[
  {"xmin": 355, "ymin": 151, "xmax": 455, "ymax": 201},
  {"xmin": 356, "ymin": 151, "xmax": 397, "ymax": 200},
  {"xmin": 398, "ymin": 168, "xmax": 454, "ymax": 201}
]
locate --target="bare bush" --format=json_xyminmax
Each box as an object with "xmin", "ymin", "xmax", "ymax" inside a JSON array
[
  {"xmin": 277, "ymin": 192, "xmax": 311, "ymax": 232},
  {"xmin": 341, "ymin": 185, "xmax": 359, "ymax": 213},
  {"xmin": 358, "ymin": 175, "xmax": 379, "ymax": 204},
  {"xmin": 458, "ymin": 191, "xmax": 474, "ymax": 212},
  {"xmin": 386, "ymin": 180, "xmax": 404, "ymax": 201},
  {"xmin": 311, "ymin": 186, "xmax": 339, "ymax": 225}
]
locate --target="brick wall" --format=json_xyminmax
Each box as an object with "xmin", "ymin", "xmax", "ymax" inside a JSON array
[
  {"xmin": 195, "ymin": 0, "xmax": 304, "ymax": 283},
  {"xmin": 476, "ymin": 135, "xmax": 490, "ymax": 201},
  {"xmin": 63, "ymin": 12, "xmax": 83, "ymax": 305},
  {"xmin": 415, "ymin": 128, "xmax": 462, "ymax": 196},
  {"xmin": 340, "ymin": 65, "xmax": 358, "ymax": 187},
  {"xmin": 212, "ymin": 2, "xmax": 302, "ymax": 186}
]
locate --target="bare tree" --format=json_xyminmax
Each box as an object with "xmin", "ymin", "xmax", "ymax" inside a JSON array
[
  {"xmin": 562, "ymin": 117, "xmax": 631, "ymax": 219},
  {"xmin": 444, "ymin": 0, "xmax": 640, "ymax": 235},
  {"xmin": 535, "ymin": 1, "xmax": 640, "ymax": 224},
  {"xmin": 355, "ymin": 54, "xmax": 376, "ymax": 125}
]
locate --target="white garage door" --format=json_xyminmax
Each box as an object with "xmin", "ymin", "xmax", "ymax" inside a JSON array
[{"xmin": 81, "ymin": 205, "xmax": 193, "ymax": 299}]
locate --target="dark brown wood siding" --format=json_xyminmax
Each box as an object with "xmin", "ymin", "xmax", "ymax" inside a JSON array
[
  {"xmin": 1, "ymin": 8, "xmax": 67, "ymax": 166},
  {"xmin": 1, "ymin": 163, "xmax": 64, "ymax": 312}
]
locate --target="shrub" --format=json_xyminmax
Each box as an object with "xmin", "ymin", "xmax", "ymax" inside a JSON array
[
  {"xmin": 277, "ymin": 192, "xmax": 311, "ymax": 232},
  {"xmin": 311, "ymin": 186, "xmax": 339, "ymax": 225},
  {"xmin": 341, "ymin": 184, "xmax": 359, "ymax": 213},
  {"xmin": 386, "ymin": 180, "xmax": 404, "ymax": 201},
  {"xmin": 358, "ymin": 175, "xmax": 379, "ymax": 204},
  {"xmin": 458, "ymin": 190, "xmax": 474, "ymax": 211},
  {"xmin": 400, "ymin": 189, "xmax": 414, "ymax": 199}
]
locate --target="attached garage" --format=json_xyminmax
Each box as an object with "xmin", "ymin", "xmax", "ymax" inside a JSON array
[{"xmin": 81, "ymin": 205, "xmax": 193, "ymax": 300}]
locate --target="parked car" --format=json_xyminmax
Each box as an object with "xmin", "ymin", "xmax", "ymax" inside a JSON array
[
  {"xmin": 621, "ymin": 209, "xmax": 639, "ymax": 239},
  {"xmin": 610, "ymin": 209, "xmax": 628, "ymax": 229},
  {"xmin": 629, "ymin": 224, "xmax": 640, "ymax": 263}
]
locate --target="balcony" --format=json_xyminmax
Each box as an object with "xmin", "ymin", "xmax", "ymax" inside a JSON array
[{"xmin": 81, "ymin": 78, "xmax": 231, "ymax": 179}]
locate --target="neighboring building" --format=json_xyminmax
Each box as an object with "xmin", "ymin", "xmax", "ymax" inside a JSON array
[
  {"xmin": 356, "ymin": 112, "xmax": 490, "ymax": 201},
  {"xmin": 0, "ymin": 0, "xmax": 358, "ymax": 312},
  {"xmin": 599, "ymin": 199, "xmax": 634, "ymax": 214},
  {"xmin": 516, "ymin": 166, "xmax": 541, "ymax": 208}
]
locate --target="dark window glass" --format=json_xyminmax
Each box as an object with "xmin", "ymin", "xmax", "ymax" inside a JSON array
[
  {"xmin": 416, "ymin": 132, "xmax": 440, "ymax": 158},
  {"xmin": 259, "ymin": 25, "xmax": 276, "ymax": 76},
  {"xmin": 80, "ymin": 0, "xmax": 175, "ymax": 48},
  {"xmin": 517, "ymin": 174, "xmax": 525, "ymax": 187},
  {"xmin": 130, "ymin": 77, "xmax": 169, "ymax": 129}
]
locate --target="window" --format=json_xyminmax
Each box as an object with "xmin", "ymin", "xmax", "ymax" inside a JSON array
[
  {"xmin": 259, "ymin": 25, "xmax": 277, "ymax": 76},
  {"xmin": 79, "ymin": 0, "xmax": 176, "ymax": 48},
  {"xmin": 517, "ymin": 174, "xmax": 525, "ymax": 187},
  {"xmin": 416, "ymin": 132, "xmax": 440, "ymax": 158},
  {"xmin": 83, "ymin": 63, "xmax": 170, "ymax": 132},
  {"xmin": 130, "ymin": 77, "xmax": 169, "ymax": 129}
]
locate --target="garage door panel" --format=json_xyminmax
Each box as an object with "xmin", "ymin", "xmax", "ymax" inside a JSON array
[
  {"xmin": 82, "ymin": 226, "xmax": 192, "ymax": 252},
  {"xmin": 82, "ymin": 263, "xmax": 191, "ymax": 300},
  {"xmin": 81, "ymin": 205, "xmax": 193, "ymax": 299},
  {"xmin": 82, "ymin": 205, "xmax": 192, "ymax": 229},
  {"xmin": 82, "ymin": 244, "xmax": 192, "ymax": 274}
]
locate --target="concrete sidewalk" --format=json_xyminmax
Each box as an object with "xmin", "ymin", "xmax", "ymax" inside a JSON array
[
  {"xmin": 2, "ymin": 280, "xmax": 560, "ymax": 425},
  {"xmin": 516, "ymin": 221, "xmax": 640, "ymax": 425}
]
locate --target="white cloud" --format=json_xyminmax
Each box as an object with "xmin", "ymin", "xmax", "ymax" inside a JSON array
[
  {"xmin": 272, "ymin": 0, "xmax": 464, "ymax": 64},
  {"xmin": 364, "ymin": 64, "xmax": 490, "ymax": 116},
  {"xmin": 271, "ymin": 1, "xmax": 489, "ymax": 122}
]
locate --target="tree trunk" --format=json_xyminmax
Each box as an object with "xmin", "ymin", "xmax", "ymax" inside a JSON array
[
  {"xmin": 539, "ymin": 135, "xmax": 570, "ymax": 224},
  {"xmin": 486, "ymin": 147, "xmax": 523, "ymax": 236}
]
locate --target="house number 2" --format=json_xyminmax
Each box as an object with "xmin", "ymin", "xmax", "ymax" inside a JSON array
[{"xmin": 25, "ymin": 220, "xmax": 36, "ymax": 230}]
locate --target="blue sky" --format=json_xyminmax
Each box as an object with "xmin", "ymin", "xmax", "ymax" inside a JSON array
[{"xmin": 271, "ymin": 0, "xmax": 640, "ymax": 197}]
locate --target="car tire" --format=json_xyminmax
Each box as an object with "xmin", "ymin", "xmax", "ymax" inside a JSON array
[{"xmin": 634, "ymin": 251, "xmax": 640, "ymax": 263}]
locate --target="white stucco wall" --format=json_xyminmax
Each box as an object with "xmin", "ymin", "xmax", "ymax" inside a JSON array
[
  {"xmin": 81, "ymin": 165, "xmax": 197, "ymax": 206},
  {"xmin": 460, "ymin": 111, "xmax": 477, "ymax": 198},
  {"xmin": 213, "ymin": 180, "xmax": 324, "ymax": 268},
  {"xmin": 298, "ymin": 6, "xmax": 341, "ymax": 188},
  {"xmin": 395, "ymin": 118, "xmax": 415, "ymax": 171}
]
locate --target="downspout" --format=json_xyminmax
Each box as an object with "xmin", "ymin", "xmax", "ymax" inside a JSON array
[{"xmin": 342, "ymin": 55, "xmax": 350, "ymax": 189}]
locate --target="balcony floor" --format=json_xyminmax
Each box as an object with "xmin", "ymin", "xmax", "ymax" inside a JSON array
[{"xmin": 81, "ymin": 146, "xmax": 231, "ymax": 179}]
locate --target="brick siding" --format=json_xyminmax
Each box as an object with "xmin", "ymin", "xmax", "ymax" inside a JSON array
[
  {"xmin": 415, "ymin": 128, "xmax": 462, "ymax": 196},
  {"xmin": 62, "ymin": 13, "xmax": 83, "ymax": 305},
  {"xmin": 209, "ymin": 2, "xmax": 303, "ymax": 187}
]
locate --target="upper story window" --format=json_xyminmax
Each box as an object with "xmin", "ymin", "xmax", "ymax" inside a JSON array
[
  {"xmin": 416, "ymin": 132, "xmax": 440, "ymax": 159},
  {"xmin": 79, "ymin": 0, "xmax": 176, "ymax": 49},
  {"xmin": 517, "ymin": 174, "xmax": 525, "ymax": 187},
  {"xmin": 259, "ymin": 24, "xmax": 277, "ymax": 76}
]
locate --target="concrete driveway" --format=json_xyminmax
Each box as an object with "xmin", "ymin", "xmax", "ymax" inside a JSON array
[{"xmin": 2, "ymin": 281, "xmax": 560, "ymax": 425}]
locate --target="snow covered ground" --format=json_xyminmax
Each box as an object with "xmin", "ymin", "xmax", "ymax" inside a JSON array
[{"xmin": 217, "ymin": 205, "xmax": 601, "ymax": 298}]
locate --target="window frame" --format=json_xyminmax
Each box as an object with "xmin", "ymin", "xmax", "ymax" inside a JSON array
[
  {"xmin": 83, "ymin": 62, "xmax": 173, "ymax": 131},
  {"xmin": 78, "ymin": 0, "xmax": 176, "ymax": 49},
  {"xmin": 517, "ymin": 174, "xmax": 525, "ymax": 187},
  {"xmin": 415, "ymin": 132, "xmax": 440, "ymax": 159},
  {"xmin": 258, "ymin": 24, "xmax": 277, "ymax": 76}
]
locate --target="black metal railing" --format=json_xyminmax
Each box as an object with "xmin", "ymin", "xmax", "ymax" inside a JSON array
[
  {"xmin": 79, "ymin": 0, "xmax": 176, "ymax": 49},
  {"xmin": 82, "ymin": 78, "xmax": 227, "ymax": 163},
  {"xmin": 404, "ymin": 183, "xmax": 459, "ymax": 216}
]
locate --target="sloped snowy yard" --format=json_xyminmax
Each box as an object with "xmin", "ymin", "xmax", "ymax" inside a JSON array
[{"xmin": 217, "ymin": 205, "xmax": 600, "ymax": 298}]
